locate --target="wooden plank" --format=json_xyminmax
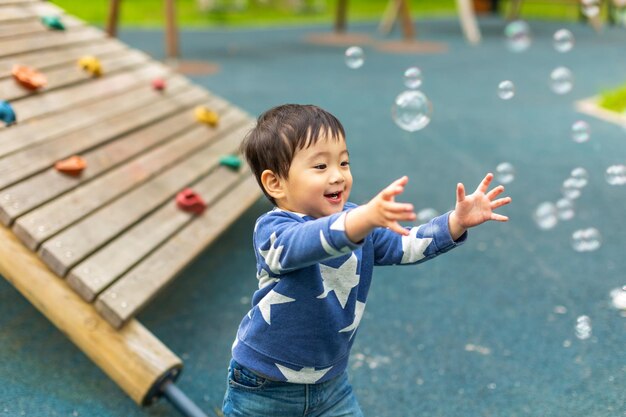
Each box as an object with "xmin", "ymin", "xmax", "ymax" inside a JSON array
[
  {"xmin": 0, "ymin": 72, "xmax": 188, "ymax": 159},
  {"xmin": 0, "ymin": 48, "xmax": 151, "ymax": 101},
  {"xmin": 1, "ymin": 83, "xmax": 206, "ymax": 225},
  {"xmin": 68, "ymin": 165, "xmax": 252, "ymax": 302},
  {"xmin": 0, "ymin": 26, "xmax": 104, "ymax": 57},
  {"xmin": 37, "ymin": 117, "xmax": 252, "ymax": 277},
  {"xmin": 0, "ymin": 64, "xmax": 173, "ymax": 189},
  {"xmin": 0, "ymin": 13, "xmax": 83, "ymax": 39},
  {"xmin": 0, "ymin": 1, "xmax": 67, "ymax": 23},
  {"xmin": 0, "ymin": 0, "xmax": 41, "ymax": 5},
  {"xmin": 10, "ymin": 99, "xmax": 236, "ymax": 240},
  {"xmin": 2, "ymin": 85, "xmax": 210, "ymax": 221},
  {"xmin": 95, "ymin": 174, "xmax": 261, "ymax": 329},
  {"xmin": 0, "ymin": 5, "xmax": 34, "ymax": 21},
  {"xmin": 2, "ymin": 62, "xmax": 168, "ymax": 130},
  {"xmin": 0, "ymin": 38, "xmax": 127, "ymax": 79},
  {"xmin": 0, "ymin": 223, "xmax": 183, "ymax": 406}
]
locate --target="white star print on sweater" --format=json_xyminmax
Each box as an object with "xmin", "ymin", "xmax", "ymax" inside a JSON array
[{"xmin": 232, "ymin": 202, "xmax": 466, "ymax": 384}]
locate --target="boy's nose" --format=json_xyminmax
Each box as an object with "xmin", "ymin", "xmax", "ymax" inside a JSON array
[{"xmin": 329, "ymin": 172, "xmax": 344, "ymax": 184}]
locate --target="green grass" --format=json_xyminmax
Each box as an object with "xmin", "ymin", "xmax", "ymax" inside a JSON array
[
  {"xmin": 599, "ymin": 83, "xmax": 626, "ymax": 113},
  {"xmin": 51, "ymin": 0, "xmax": 585, "ymax": 28}
]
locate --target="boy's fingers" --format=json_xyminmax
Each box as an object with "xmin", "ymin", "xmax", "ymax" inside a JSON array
[
  {"xmin": 490, "ymin": 213, "xmax": 509, "ymax": 222},
  {"xmin": 456, "ymin": 183, "xmax": 465, "ymax": 202},
  {"xmin": 385, "ymin": 202, "xmax": 414, "ymax": 213},
  {"xmin": 476, "ymin": 173, "xmax": 493, "ymax": 194},
  {"xmin": 382, "ymin": 184, "xmax": 407, "ymax": 200},
  {"xmin": 393, "ymin": 176, "xmax": 409, "ymax": 186},
  {"xmin": 491, "ymin": 197, "xmax": 512, "ymax": 209},
  {"xmin": 486, "ymin": 185, "xmax": 505, "ymax": 200},
  {"xmin": 388, "ymin": 222, "xmax": 410, "ymax": 236}
]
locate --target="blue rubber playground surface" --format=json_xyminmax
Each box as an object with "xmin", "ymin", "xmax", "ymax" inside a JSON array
[{"xmin": 1, "ymin": 15, "xmax": 626, "ymax": 417}]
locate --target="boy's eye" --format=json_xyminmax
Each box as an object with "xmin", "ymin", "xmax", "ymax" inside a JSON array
[
  {"xmin": 341, "ymin": 161, "xmax": 350, "ymax": 167},
  {"xmin": 314, "ymin": 164, "xmax": 327, "ymax": 170}
]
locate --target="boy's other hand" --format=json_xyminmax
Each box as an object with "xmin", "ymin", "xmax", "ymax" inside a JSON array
[{"xmin": 449, "ymin": 173, "xmax": 512, "ymax": 240}]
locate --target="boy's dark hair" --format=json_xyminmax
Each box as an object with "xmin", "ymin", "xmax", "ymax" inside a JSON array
[{"xmin": 240, "ymin": 104, "xmax": 346, "ymax": 205}]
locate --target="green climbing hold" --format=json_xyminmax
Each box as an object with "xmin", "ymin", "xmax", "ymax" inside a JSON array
[
  {"xmin": 41, "ymin": 15, "xmax": 65, "ymax": 31},
  {"xmin": 219, "ymin": 155, "xmax": 242, "ymax": 171}
]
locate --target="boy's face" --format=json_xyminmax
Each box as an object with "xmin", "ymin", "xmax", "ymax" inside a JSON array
[{"xmin": 277, "ymin": 134, "xmax": 352, "ymax": 218}]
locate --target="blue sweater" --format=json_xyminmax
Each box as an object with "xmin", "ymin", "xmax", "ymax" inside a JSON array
[{"xmin": 232, "ymin": 202, "xmax": 466, "ymax": 384}]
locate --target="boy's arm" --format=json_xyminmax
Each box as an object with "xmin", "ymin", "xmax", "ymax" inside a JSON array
[{"xmin": 345, "ymin": 173, "xmax": 511, "ymax": 244}]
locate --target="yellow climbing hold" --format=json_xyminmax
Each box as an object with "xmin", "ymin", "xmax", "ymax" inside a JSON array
[
  {"xmin": 194, "ymin": 106, "xmax": 219, "ymax": 127},
  {"xmin": 77, "ymin": 56, "xmax": 102, "ymax": 77}
]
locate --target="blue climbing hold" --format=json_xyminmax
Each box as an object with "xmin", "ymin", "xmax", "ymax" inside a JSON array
[{"xmin": 0, "ymin": 101, "xmax": 16, "ymax": 126}]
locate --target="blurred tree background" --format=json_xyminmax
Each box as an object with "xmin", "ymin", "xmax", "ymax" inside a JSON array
[{"xmin": 50, "ymin": 0, "xmax": 584, "ymax": 28}]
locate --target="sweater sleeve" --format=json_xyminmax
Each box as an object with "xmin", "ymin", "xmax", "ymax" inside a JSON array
[
  {"xmin": 254, "ymin": 208, "xmax": 363, "ymax": 274},
  {"xmin": 371, "ymin": 211, "xmax": 466, "ymax": 266}
]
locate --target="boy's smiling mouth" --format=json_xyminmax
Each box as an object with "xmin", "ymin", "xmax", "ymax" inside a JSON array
[{"xmin": 324, "ymin": 191, "xmax": 343, "ymax": 202}]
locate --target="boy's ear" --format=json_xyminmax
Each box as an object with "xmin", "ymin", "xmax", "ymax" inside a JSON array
[{"xmin": 260, "ymin": 169, "xmax": 285, "ymax": 200}]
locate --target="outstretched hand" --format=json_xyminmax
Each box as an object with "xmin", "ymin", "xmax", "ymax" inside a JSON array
[
  {"xmin": 345, "ymin": 176, "xmax": 416, "ymax": 243},
  {"xmin": 367, "ymin": 176, "xmax": 416, "ymax": 236},
  {"xmin": 449, "ymin": 173, "xmax": 512, "ymax": 239}
]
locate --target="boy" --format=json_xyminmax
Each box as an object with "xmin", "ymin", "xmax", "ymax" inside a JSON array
[{"xmin": 222, "ymin": 104, "xmax": 511, "ymax": 416}]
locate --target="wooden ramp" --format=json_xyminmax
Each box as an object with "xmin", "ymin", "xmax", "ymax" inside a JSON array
[{"xmin": 0, "ymin": 0, "xmax": 261, "ymax": 410}]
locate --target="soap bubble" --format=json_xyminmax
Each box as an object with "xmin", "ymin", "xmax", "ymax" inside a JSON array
[
  {"xmin": 533, "ymin": 202, "xmax": 558, "ymax": 230},
  {"xmin": 550, "ymin": 67, "xmax": 573, "ymax": 95},
  {"xmin": 345, "ymin": 46, "xmax": 364, "ymax": 69},
  {"xmin": 391, "ymin": 90, "xmax": 432, "ymax": 132},
  {"xmin": 562, "ymin": 177, "xmax": 582, "ymax": 200},
  {"xmin": 495, "ymin": 162, "xmax": 515, "ymax": 184},
  {"xmin": 417, "ymin": 208, "xmax": 439, "ymax": 223},
  {"xmin": 571, "ymin": 120, "xmax": 590, "ymax": 143},
  {"xmin": 575, "ymin": 315, "xmax": 592, "ymax": 340},
  {"xmin": 582, "ymin": 0, "xmax": 600, "ymax": 17},
  {"xmin": 403, "ymin": 67, "xmax": 422, "ymax": 89},
  {"xmin": 553, "ymin": 29, "xmax": 574, "ymax": 53},
  {"xmin": 605, "ymin": 164, "xmax": 626, "ymax": 185},
  {"xmin": 556, "ymin": 198, "xmax": 575, "ymax": 220},
  {"xmin": 504, "ymin": 20, "xmax": 531, "ymax": 52},
  {"xmin": 609, "ymin": 287, "xmax": 626, "ymax": 310},
  {"xmin": 497, "ymin": 80, "xmax": 515, "ymax": 100},
  {"xmin": 570, "ymin": 167, "xmax": 589, "ymax": 187},
  {"xmin": 571, "ymin": 228, "xmax": 601, "ymax": 252}
]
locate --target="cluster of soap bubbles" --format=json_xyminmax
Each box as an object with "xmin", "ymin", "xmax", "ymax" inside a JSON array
[
  {"xmin": 501, "ymin": 22, "xmax": 575, "ymax": 100},
  {"xmin": 574, "ymin": 315, "xmax": 592, "ymax": 340},
  {"xmin": 532, "ymin": 167, "xmax": 603, "ymax": 252},
  {"xmin": 501, "ymin": 20, "xmax": 620, "ymax": 254},
  {"xmin": 344, "ymin": 47, "xmax": 432, "ymax": 132},
  {"xmin": 391, "ymin": 66, "xmax": 432, "ymax": 132}
]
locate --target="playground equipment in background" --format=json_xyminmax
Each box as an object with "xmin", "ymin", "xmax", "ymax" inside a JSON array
[{"xmin": 0, "ymin": 1, "xmax": 261, "ymax": 416}]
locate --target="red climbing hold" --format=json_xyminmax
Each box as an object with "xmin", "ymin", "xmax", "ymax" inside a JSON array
[
  {"xmin": 176, "ymin": 188, "xmax": 206, "ymax": 214},
  {"xmin": 152, "ymin": 78, "xmax": 166, "ymax": 91}
]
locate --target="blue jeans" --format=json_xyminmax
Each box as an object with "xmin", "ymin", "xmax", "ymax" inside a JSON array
[{"xmin": 222, "ymin": 359, "xmax": 364, "ymax": 417}]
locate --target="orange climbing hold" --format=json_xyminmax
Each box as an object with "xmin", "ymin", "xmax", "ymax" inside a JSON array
[
  {"xmin": 194, "ymin": 106, "xmax": 219, "ymax": 127},
  {"xmin": 77, "ymin": 56, "xmax": 102, "ymax": 77},
  {"xmin": 55, "ymin": 155, "xmax": 87, "ymax": 176},
  {"xmin": 12, "ymin": 65, "xmax": 47, "ymax": 90},
  {"xmin": 176, "ymin": 188, "xmax": 207, "ymax": 215}
]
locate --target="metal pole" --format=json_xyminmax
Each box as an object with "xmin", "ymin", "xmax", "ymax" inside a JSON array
[{"xmin": 161, "ymin": 380, "xmax": 209, "ymax": 417}]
